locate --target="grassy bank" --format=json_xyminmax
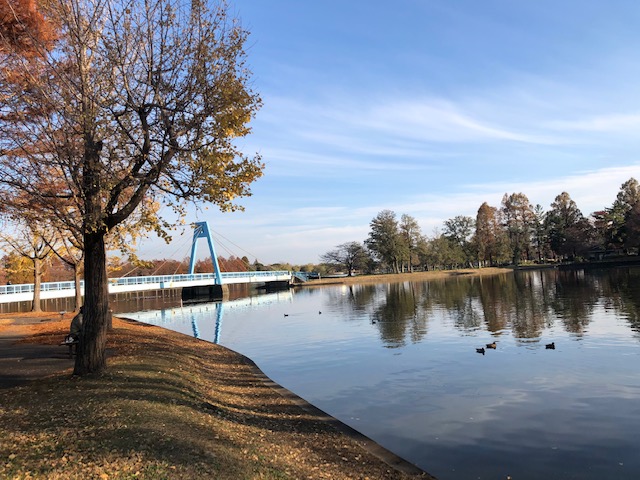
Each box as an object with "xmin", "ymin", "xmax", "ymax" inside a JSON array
[
  {"xmin": 0, "ymin": 315, "xmax": 431, "ymax": 479},
  {"xmin": 299, "ymin": 267, "xmax": 513, "ymax": 287}
]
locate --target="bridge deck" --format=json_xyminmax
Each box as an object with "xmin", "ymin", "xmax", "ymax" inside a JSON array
[{"xmin": 0, "ymin": 271, "xmax": 292, "ymax": 304}]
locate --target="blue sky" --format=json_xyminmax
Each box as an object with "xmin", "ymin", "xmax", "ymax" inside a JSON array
[{"xmin": 139, "ymin": 0, "xmax": 640, "ymax": 265}]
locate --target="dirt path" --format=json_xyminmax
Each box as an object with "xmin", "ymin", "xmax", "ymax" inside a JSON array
[{"xmin": 0, "ymin": 314, "xmax": 77, "ymax": 388}]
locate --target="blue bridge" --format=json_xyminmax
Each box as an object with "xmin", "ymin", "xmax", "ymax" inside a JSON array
[{"xmin": 0, "ymin": 221, "xmax": 297, "ymax": 304}]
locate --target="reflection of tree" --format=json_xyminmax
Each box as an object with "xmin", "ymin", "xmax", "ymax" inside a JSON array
[
  {"xmin": 324, "ymin": 284, "xmax": 378, "ymax": 317},
  {"xmin": 477, "ymin": 269, "xmax": 599, "ymax": 338},
  {"xmin": 477, "ymin": 274, "xmax": 514, "ymax": 333},
  {"xmin": 328, "ymin": 267, "xmax": 640, "ymax": 346},
  {"xmin": 420, "ymin": 278, "xmax": 483, "ymax": 331},
  {"xmin": 371, "ymin": 283, "xmax": 429, "ymax": 348},
  {"xmin": 508, "ymin": 272, "xmax": 551, "ymax": 339},
  {"xmin": 348, "ymin": 285, "xmax": 378, "ymax": 313},
  {"xmin": 598, "ymin": 267, "xmax": 640, "ymax": 334},
  {"xmin": 549, "ymin": 270, "xmax": 599, "ymax": 335},
  {"xmin": 423, "ymin": 272, "xmax": 551, "ymax": 340},
  {"xmin": 332, "ymin": 282, "xmax": 430, "ymax": 348}
]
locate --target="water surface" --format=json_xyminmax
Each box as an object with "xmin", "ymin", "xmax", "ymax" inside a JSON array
[{"xmin": 123, "ymin": 268, "xmax": 640, "ymax": 480}]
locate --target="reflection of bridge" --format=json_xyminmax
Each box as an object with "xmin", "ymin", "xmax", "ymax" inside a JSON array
[
  {"xmin": 0, "ymin": 221, "xmax": 293, "ymax": 304},
  {"xmin": 121, "ymin": 290, "xmax": 293, "ymax": 344}
]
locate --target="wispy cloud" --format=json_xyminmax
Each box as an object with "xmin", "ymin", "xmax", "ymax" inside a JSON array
[
  {"xmin": 471, "ymin": 165, "xmax": 640, "ymax": 215},
  {"xmin": 359, "ymin": 99, "xmax": 561, "ymax": 145},
  {"xmin": 259, "ymin": 148, "xmax": 438, "ymax": 174},
  {"xmin": 548, "ymin": 113, "xmax": 640, "ymax": 133},
  {"xmin": 259, "ymin": 93, "xmax": 565, "ymax": 155},
  {"xmin": 389, "ymin": 164, "xmax": 640, "ymax": 234}
]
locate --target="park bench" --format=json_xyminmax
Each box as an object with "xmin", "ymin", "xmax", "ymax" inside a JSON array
[{"xmin": 60, "ymin": 334, "xmax": 79, "ymax": 358}]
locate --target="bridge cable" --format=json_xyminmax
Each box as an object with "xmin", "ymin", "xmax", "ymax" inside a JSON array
[
  {"xmin": 207, "ymin": 228, "xmax": 261, "ymax": 264},
  {"xmin": 148, "ymin": 233, "xmax": 193, "ymax": 276},
  {"xmin": 208, "ymin": 232, "xmax": 260, "ymax": 272}
]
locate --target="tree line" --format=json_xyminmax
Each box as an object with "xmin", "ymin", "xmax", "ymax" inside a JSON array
[{"xmin": 322, "ymin": 178, "xmax": 640, "ymax": 275}]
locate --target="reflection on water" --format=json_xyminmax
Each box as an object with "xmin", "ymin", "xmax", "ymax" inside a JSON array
[
  {"xmin": 122, "ymin": 268, "xmax": 640, "ymax": 480},
  {"xmin": 0, "ymin": 283, "xmax": 258, "ymax": 314},
  {"xmin": 127, "ymin": 290, "xmax": 293, "ymax": 343}
]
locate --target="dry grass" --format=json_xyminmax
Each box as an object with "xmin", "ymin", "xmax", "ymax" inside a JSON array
[{"xmin": 0, "ymin": 314, "xmax": 432, "ymax": 480}]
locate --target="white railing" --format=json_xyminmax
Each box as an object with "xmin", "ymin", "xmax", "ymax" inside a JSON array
[{"xmin": 0, "ymin": 271, "xmax": 292, "ymax": 303}]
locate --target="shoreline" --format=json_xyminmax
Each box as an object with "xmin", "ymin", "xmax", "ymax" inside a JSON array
[
  {"xmin": 297, "ymin": 267, "xmax": 514, "ymax": 287},
  {"xmin": 296, "ymin": 258, "xmax": 640, "ymax": 287}
]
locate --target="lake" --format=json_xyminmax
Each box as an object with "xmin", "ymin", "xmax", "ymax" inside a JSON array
[{"xmin": 121, "ymin": 267, "xmax": 640, "ymax": 480}]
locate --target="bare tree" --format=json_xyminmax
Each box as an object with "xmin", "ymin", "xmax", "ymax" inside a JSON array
[
  {"xmin": 0, "ymin": 219, "xmax": 54, "ymax": 311},
  {"xmin": 320, "ymin": 242, "xmax": 369, "ymax": 276},
  {"xmin": 47, "ymin": 224, "xmax": 84, "ymax": 311},
  {"xmin": 0, "ymin": 0, "xmax": 263, "ymax": 374}
]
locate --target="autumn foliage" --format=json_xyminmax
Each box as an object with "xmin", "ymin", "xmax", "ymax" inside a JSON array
[
  {"xmin": 1, "ymin": 0, "xmax": 263, "ymax": 374},
  {"xmin": 0, "ymin": 0, "xmax": 55, "ymax": 55}
]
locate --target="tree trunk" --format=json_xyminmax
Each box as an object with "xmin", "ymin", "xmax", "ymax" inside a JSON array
[
  {"xmin": 73, "ymin": 263, "xmax": 83, "ymax": 311},
  {"xmin": 74, "ymin": 230, "xmax": 109, "ymax": 375},
  {"xmin": 31, "ymin": 257, "xmax": 42, "ymax": 312}
]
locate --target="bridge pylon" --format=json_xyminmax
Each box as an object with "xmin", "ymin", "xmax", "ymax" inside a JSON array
[{"xmin": 188, "ymin": 221, "xmax": 223, "ymax": 285}]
